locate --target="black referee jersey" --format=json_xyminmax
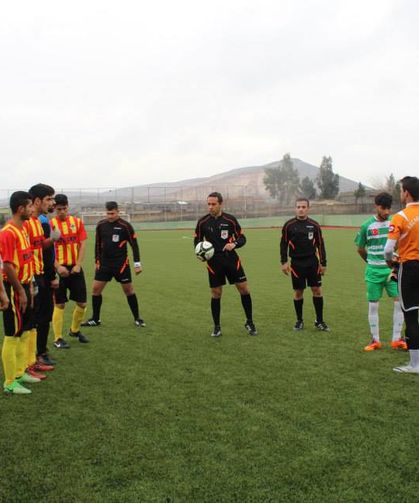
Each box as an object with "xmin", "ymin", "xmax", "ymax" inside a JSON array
[
  {"xmin": 194, "ymin": 212, "xmax": 246, "ymax": 255},
  {"xmin": 95, "ymin": 218, "xmax": 140, "ymax": 265},
  {"xmin": 280, "ymin": 217, "xmax": 327, "ymax": 267}
]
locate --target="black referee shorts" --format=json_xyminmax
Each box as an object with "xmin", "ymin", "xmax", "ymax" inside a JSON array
[
  {"xmin": 206, "ymin": 252, "xmax": 247, "ymax": 288},
  {"xmin": 290, "ymin": 258, "xmax": 322, "ymax": 290},
  {"xmin": 399, "ymin": 260, "xmax": 419, "ymax": 311},
  {"xmin": 94, "ymin": 259, "xmax": 132, "ymax": 284},
  {"xmin": 2, "ymin": 283, "xmax": 34, "ymax": 337}
]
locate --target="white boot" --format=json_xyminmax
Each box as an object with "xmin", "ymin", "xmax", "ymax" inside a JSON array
[{"xmin": 393, "ymin": 349, "xmax": 419, "ymax": 374}]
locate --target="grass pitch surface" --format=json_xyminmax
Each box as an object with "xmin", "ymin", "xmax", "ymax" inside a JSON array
[{"xmin": 2, "ymin": 228, "xmax": 419, "ymax": 502}]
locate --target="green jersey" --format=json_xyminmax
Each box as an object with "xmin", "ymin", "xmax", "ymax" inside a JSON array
[{"xmin": 355, "ymin": 215, "xmax": 392, "ymax": 282}]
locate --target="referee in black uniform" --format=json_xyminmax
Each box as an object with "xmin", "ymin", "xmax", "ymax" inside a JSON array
[
  {"xmin": 82, "ymin": 201, "xmax": 145, "ymax": 328},
  {"xmin": 280, "ymin": 197, "xmax": 329, "ymax": 331},
  {"xmin": 194, "ymin": 192, "xmax": 257, "ymax": 337}
]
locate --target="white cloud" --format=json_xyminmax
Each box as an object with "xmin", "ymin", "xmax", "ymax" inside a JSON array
[{"xmin": 0, "ymin": 0, "xmax": 418, "ymax": 189}]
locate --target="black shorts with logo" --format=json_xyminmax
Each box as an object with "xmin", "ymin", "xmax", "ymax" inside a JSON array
[
  {"xmin": 55, "ymin": 266, "xmax": 87, "ymax": 304},
  {"xmin": 290, "ymin": 257, "xmax": 322, "ymax": 290},
  {"xmin": 94, "ymin": 259, "xmax": 132, "ymax": 284},
  {"xmin": 2, "ymin": 283, "xmax": 34, "ymax": 337},
  {"xmin": 206, "ymin": 252, "xmax": 247, "ymax": 288},
  {"xmin": 399, "ymin": 260, "xmax": 419, "ymax": 311}
]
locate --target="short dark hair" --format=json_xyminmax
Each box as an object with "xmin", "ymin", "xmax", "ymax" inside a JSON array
[
  {"xmin": 55, "ymin": 194, "xmax": 69, "ymax": 206},
  {"xmin": 374, "ymin": 192, "xmax": 392, "ymax": 208},
  {"xmin": 28, "ymin": 183, "xmax": 55, "ymax": 202},
  {"xmin": 10, "ymin": 191, "xmax": 32, "ymax": 214},
  {"xmin": 207, "ymin": 192, "xmax": 223, "ymax": 203},
  {"xmin": 296, "ymin": 197, "xmax": 310, "ymax": 207},
  {"xmin": 400, "ymin": 176, "xmax": 419, "ymax": 201},
  {"xmin": 106, "ymin": 201, "xmax": 118, "ymax": 211}
]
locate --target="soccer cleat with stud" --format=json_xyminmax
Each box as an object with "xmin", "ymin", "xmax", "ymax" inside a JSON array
[
  {"xmin": 31, "ymin": 362, "xmax": 54, "ymax": 372},
  {"xmin": 37, "ymin": 353, "xmax": 56, "ymax": 366},
  {"xmin": 294, "ymin": 320, "xmax": 304, "ymax": 331},
  {"xmin": 135, "ymin": 319, "xmax": 146, "ymax": 327},
  {"xmin": 26, "ymin": 367, "xmax": 47, "ymax": 380},
  {"xmin": 81, "ymin": 319, "xmax": 101, "ymax": 327},
  {"xmin": 245, "ymin": 321, "xmax": 258, "ymax": 336},
  {"xmin": 364, "ymin": 340, "xmax": 382, "ymax": 352},
  {"xmin": 69, "ymin": 330, "xmax": 89, "ymax": 343},
  {"xmin": 314, "ymin": 321, "xmax": 330, "ymax": 332},
  {"xmin": 4, "ymin": 381, "xmax": 32, "ymax": 395},
  {"xmin": 391, "ymin": 339, "xmax": 408, "ymax": 351},
  {"xmin": 393, "ymin": 365, "xmax": 419, "ymax": 374},
  {"xmin": 17, "ymin": 373, "xmax": 41, "ymax": 384},
  {"xmin": 54, "ymin": 338, "xmax": 70, "ymax": 349},
  {"xmin": 211, "ymin": 325, "xmax": 222, "ymax": 337}
]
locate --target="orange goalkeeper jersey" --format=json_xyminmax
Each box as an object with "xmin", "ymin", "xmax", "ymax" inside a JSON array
[{"xmin": 388, "ymin": 202, "xmax": 419, "ymax": 262}]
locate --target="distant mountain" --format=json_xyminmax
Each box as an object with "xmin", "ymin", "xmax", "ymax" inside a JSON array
[
  {"xmin": 111, "ymin": 158, "xmax": 365, "ymax": 203},
  {"xmin": 0, "ymin": 159, "xmax": 364, "ymax": 209}
]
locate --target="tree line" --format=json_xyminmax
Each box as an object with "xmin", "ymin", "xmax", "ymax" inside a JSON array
[
  {"xmin": 263, "ymin": 154, "xmax": 339, "ymax": 205},
  {"xmin": 264, "ymin": 154, "xmax": 401, "ymax": 207}
]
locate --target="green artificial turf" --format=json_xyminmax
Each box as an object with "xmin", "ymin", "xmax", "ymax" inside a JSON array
[{"xmin": 1, "ymin": 228, "xmax": 419, "ymax": 502}]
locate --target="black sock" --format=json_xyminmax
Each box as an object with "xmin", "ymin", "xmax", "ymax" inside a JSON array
[
  {"xmin": 313, "ymin": 296, "xmax": 324, "ymax": 323},
  {"xmin": 294, "ymin": 299, "xmax": 303, "ymax": 321},
  {"xmin": 127, "ymin": 294, "xmax": 139, "ymax": 320},
  {"xmin": 211, "ymin": 298, "xmax": 221, "ymax": 326},
  {"xmin": 92, "ymin": 295, "xmax": 102, "ymax": 321},
  {"xmin": 241, "ymin": 293, "xmax": 253, "ymax": 322}
]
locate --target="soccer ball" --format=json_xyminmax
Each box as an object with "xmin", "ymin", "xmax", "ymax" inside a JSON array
[{"xmin": 195, "ymin": 241, "xmax": 215, "ymax": 261}]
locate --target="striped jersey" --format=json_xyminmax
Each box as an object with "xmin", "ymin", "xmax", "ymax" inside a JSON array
[
  {"xmin": 24, "ymin": 216, "xmax": 45, "ymax": 275},
  {"xmin": 0, "ymin": 221, "xmax": 33, "ymax": 284},
  {"xmin": 388, "ymin": 202, "xmax": 419, "ymax": 262},
  {"xmin": 355, "ymin": 216, "xmax": 391, "ymax": 268},
  {"xmin": 50, "ymin": 215, "xmax": 87, "ymax": 266}
]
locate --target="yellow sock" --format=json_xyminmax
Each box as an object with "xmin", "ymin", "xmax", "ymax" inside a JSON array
[
  {"xmin": 71, "ymin": 305, "xmax": 87, "ymax": 333},
  {"xmin": 52, "ymin": 306, "xmax": 64, "ymax": 341},
  {"xmin": 16, "ymin": 331, "xmax": 31, "ymax": 378},
  {"xmin": 2, "ymin": 336, "xmax": 19, "ymax": 386},
  {"xmin": 27, "ymin": 328, "xmax": 37, "ymax": 367}
]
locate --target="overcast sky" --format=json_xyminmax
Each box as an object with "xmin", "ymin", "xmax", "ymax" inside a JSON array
[{"xmin": 1, "ymin": 0, "xmax": 418, "ymax": 190}]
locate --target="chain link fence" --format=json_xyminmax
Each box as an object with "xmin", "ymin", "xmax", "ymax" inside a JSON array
[{"xmin": 0, "ymin": 186, "xmax": 377, "ymax": 227}]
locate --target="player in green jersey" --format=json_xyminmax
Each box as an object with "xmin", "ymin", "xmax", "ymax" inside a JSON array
[{"xmin": 355, "ymin": 192, "xmax": 406, "ymax": 351}]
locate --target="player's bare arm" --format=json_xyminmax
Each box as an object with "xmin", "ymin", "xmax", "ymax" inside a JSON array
[{"xmin": 3, "ymin": 262, "xmax": 27, "ymax": 313}]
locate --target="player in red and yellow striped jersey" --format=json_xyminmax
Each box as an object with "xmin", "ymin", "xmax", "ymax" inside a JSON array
[
  {"xmin": 51, "ymin": 194, "xmax": 89, "ymax": 346},
  {"xmin": 0, "ymin": 191, "xmax": 39, "ymax": 394},
  {"xmin": 27, "ymin": 183, "xmax": 59, "ymax": 372}
]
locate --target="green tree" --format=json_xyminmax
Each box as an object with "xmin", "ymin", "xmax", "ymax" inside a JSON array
[
  {"xmin": 354, "ymin": 182, "xmax": 366, "ymax": 204},
  {"xmin": 263, "ymin": 153, "xmax": 300, "ymax": 206},
  {"xmin": 317, "ymin": 156, "xmax": 339, "ymax": 199},
  {"xmin": 385, "ymin": 173, "xmax": 401, "ymax": 207},
  {"xmin": 299, "ymin": 176, "xmax": 316, "ymax": 200}
]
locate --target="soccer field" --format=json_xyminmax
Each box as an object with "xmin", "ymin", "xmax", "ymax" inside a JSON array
[{"xmin": 2, "ymin": 228, "xmax": 419, "ymax": 502}]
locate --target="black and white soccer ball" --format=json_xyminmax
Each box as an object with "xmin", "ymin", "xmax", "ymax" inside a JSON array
[{"xmin": 195, "ymin": 241, "xmax": 215, "ymax": 262}]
